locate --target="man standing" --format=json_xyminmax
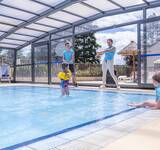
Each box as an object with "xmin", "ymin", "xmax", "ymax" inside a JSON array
[
  {"xmin": 63, "ymin": 42, "xmax": 77, "ymax": 86},
  {"xmin": 97, "ymin": 39, "xmax": 119, "ymax": 89}
]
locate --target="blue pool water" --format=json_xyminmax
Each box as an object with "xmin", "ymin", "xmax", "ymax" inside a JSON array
[{"xmin": 0, "ymin": 86, "xmax": 155, "ymax": 149}]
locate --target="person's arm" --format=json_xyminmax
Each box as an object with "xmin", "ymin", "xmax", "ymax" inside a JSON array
[{"xmin": 97, "ymin": 47, "xmax": 116, "ymax": 55}]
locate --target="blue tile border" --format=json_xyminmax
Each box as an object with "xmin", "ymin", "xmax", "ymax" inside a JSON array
[{"xmin": 1, "ymin": 108, "xmax": 136, "ymax": 150}]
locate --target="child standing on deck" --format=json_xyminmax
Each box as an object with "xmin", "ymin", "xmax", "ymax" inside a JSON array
[
  {"xmin": 128, "ymin": 72, "xmax": 160, "ymax": 109},
  {"xmin": 58, "ymin": 63, "xmax": 72, "ymax": 96}
]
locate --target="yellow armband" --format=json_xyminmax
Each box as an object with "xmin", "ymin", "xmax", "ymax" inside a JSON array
[{"xmin": 58, "ymin": 70, "xmax": 72, "ymax": 80}]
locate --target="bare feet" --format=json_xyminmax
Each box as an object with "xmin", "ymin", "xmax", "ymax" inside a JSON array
[
  {"xmin": 100, "ymin": 84, "xmax": 106, "ymax": 88},
  {"xmin": 117, "ymin": 85, "xmax": 120, "ymax": 90}
]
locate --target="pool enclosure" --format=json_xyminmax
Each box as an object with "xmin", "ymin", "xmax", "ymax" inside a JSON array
[{"xmin": 0, "ymin": 0, "xmax": 160, "ymax": 88}]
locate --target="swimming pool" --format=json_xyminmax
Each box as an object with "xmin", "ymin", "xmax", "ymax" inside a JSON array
[{"xmin": 0, "ymin": 86, "xmax": 154, "ymax": 149}]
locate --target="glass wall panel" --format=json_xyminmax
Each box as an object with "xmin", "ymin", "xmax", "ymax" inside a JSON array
[
  {"xmin": 141, "ymin": 21, "xmax": 160, "ymax": 84},
  {"xmin": 16, "ymin": 65, "xmax": 31, "ymax": 81},
  {"xmin": 34, "ymin": 44, "xmax": 48, "ymax": 83},
  {"xmin": 16, "ymin": 46, "xmax": 31, "ymax": 81},
  {"xmin": 17, "ymin": 46, "xmax": 31, "ymax": 65}
]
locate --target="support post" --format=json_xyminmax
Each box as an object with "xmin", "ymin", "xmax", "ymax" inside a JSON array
[
  {"xmin": 31, "ymin": 44, "xmax": 35, "ymax": 83},
  {"xmin": 137, "ymin": 23, "xmax": 142, "ymax": 85},
  {"xmin": 48, "ymin": 34, "xmax": 52, "ymax": 85},
  {"xmin": 143, "ymin": 8, "xmax": 147, "ymax": 83},
  {"xmin": 13, "ymin": 49, "xmax": 17, "ymax": 83},
  {"xmin": 72, "ymin": 25, "xmax": 75, "ymax": 49}
]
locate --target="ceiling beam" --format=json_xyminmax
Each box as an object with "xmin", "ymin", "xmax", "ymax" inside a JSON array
[
  {"xmin": 5, "ymin": 37, "xmax": 29, "ymax": 42},
  {"xmin": 0, "ymin": 0, "xmax": 81, "ymax": 41},
  {"xmin": 0, "ymin": 42, "xmax": 20, "ymax": 46},
  {"xmin": 108, "ymin": 0, "xmax": 125, "ymax": 9},
  {"xmin": 143, "ymin": 0, "xmax": 150, "ymax": 6},
  {"xmin": 0, "ymin": 46, "xmax": 16, "ymax": 50},
  {"xmin": 80, "ymin": 1, "xmax": 104, "ymax": 13}
]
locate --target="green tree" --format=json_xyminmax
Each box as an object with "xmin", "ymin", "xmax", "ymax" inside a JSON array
[{"xmin": 75, "ymin": 32, "xmax": 100, "ymax": 64}]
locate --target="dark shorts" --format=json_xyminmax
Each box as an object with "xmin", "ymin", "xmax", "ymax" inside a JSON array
[
  {"xmin": 69, "ymin": 64, "xmax": 75, "ymax": 75},
  {"xmin": 61, "ymin": 80, "xmax": 69, "ymax": 88}
]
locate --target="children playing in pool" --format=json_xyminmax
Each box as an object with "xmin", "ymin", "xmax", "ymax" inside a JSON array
[
  {"xmin": 128, "ymin": 72, "xmax": 160, "ymax": 109},
  {"xmin": 58, "ymin": 63, "xmax": 72, "ymax": 96}
]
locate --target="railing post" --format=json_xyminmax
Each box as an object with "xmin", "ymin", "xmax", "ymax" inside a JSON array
[
  {"xmin": 48, "ymin": 34, "xmax": 52, "ymax": 85},
  {"xmin": 137, "ymin": 23, "xmax": 142, "ymax": 85},
  {"xmin": 143, "ymin": 8, "xmax": 147, "ymax": 83},
  {"xmin": 31, "ymin": 43, "xmax": 35, "ymax": 83},
  {"xmin": 13, "ymin": 49, "xmax": 17, "ymax": 83}
]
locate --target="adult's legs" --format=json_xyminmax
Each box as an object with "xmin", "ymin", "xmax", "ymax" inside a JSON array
[
  {"xmin": 69, "ymin": 64, "xmax": 77, "ymax": 86},
  {"xmin": 101, "ymin": 60, "xmax": 108, "ymax": 87},
  {"xmin": 107, "ymin": 60, "xmax": 119, "ymax": 88}
]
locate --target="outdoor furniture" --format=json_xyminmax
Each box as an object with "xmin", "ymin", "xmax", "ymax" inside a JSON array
[
  {"xmin": 0, "ymin": 64, "xmax": 11, "ymax": 83},
  {"xmin": 118, "ymin": 41, "xmax": 138, "ymax": 80}
]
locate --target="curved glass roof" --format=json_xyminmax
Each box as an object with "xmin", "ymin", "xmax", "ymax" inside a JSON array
[{"xmin": 0, "ymin": 0, "xmax": 160, "ymax": 50}]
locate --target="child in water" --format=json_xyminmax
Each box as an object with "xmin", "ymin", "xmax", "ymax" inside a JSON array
[
  {"xmin": 128, "ymin": 72, "xmax": 160, "ymax": 109},
  {"xmin": 58, "ymin": 63, "xmax": 72, "ymax": 96}
]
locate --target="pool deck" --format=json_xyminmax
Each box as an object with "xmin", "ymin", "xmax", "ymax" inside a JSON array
[{"xmin": 0, "ymin": 83, "xmax": 160, "ymax": 150}]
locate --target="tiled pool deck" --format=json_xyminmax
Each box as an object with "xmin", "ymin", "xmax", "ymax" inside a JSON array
[{"xmin": 1, "ymin": 84, "xmax": 160, "ymax": 150}]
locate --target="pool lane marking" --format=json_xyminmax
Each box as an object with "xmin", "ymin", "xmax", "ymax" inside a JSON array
[{"xmin": 1, "ymin": 108, "xmax": 136, "ymax": 150}]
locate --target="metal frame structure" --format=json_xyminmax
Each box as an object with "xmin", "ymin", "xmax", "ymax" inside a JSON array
[{"xmin": 0, "ymin": 0, "xmax": 160, "ymax": 87}]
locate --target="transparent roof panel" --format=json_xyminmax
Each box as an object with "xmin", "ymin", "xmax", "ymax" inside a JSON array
[
  {"xmin": 1, "ymin": 0, "xmax": 49, "ymax": 14},
  {"xmin": 84, "ymin": 0, "xmax": 119, "ymax": 11},
  {"xmin": 0, "ymin": 5, "xmax": 35, "ymax": 20},
  {"xmin": 0, "ymin": 43, "xmax": 18, "ymax": 48},
  {"xmin": 0, "ymin": 24, "xmax": 13, "ymax": 32},
  {"xmin": 0, "ymin": 16, "xmax": 23, "ymax": 25},
  {"xmin": 114, "ymin": 0, "xmax": 144, "ymax": 7},
  {"xmin": 1, "ymin": 39, "xmax": 26, "ymax": 45},
  {"xmin": 26, "ymin": 24, "xmax": 54, "ymax": 32},
  {"xmin": 7, "ymin": 34, "xmax": 35, "ymax": 41},
  {"xmin": 92, "ymin": 11, "xmax": 143, "ymax": 28},
  {"xmin": 36, "ymin": 18, "xmax": 67, "ymax": 28},
  {"xmin": 49, "ymin": 11, "xmax": 82, "ymax": 23},
  {"xmin": 146, "ymin": 0, "xmax": 158, "ymax": 2},
  {"xmin": 64, "ymin": 3, "xmax": 99, "ymax": 17},
  {"xmin": 36, "ymin": 0, "xmax": 65, "ymax": 7},
  {"xmin": 15, "ymin": 28, "xmax": 45, "ymax": 36},
  {"xmin": 0, "ymin": 31, "xmax": 4, "ymax": 36}
]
